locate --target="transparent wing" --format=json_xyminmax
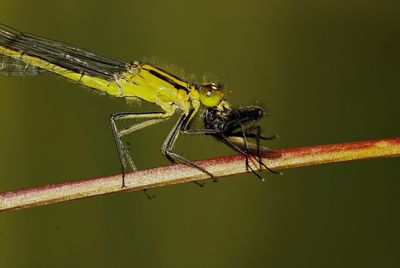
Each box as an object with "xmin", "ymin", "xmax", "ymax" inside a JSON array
[
  {"xmin": 0, "ymin": 24, "xmax": 128, "ymax": 80},
  {"xmin": 0, "ymin": 54, "xmax": 45, "ymax": 76},
  {"xmin": 227, "ymin": 136, "xmax": 281, "ymax": 158}
]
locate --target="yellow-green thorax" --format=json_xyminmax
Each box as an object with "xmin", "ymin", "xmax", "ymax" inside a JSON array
[{"xmin": 124, "ymin": 63, "xmax": 200, "ymax": 116}]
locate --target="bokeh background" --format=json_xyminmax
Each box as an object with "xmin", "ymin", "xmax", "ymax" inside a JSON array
[{"xmin": 0, "ymin": 0, "xmax": 399, "ymax": 267}]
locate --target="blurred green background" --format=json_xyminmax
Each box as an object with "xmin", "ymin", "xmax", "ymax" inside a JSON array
[{"xmin": 0, "ymin": 0, "xmax": 399, "ymax": 267}]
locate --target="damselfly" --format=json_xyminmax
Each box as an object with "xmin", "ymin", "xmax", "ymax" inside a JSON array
[{"xmin": 0, "ymin": 24, "xmax": 278, "ymax": 188}]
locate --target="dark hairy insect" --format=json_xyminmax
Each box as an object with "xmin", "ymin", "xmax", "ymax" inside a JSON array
[
  {"xmin": 206, "ymin": 106, "xmax": 281, "ymax": 178},
  {"xmin": 201, "ymin": 105, "xmax": 281, "ymax": 180}
]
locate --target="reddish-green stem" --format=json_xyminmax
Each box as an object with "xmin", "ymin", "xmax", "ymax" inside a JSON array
[{"xmin": 0, "ymin": 138, "xmax": 399, "ymax": 212}]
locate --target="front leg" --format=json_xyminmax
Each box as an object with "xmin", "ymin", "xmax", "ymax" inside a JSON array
[{"xmin": 160, "ymin": 114, "xmax": 215, "ymax": 185}]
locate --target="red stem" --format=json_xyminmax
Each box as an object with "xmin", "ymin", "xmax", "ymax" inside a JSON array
[{"xmin": 0, "ymin": 137, "xmax": 399, "ymax": 212}]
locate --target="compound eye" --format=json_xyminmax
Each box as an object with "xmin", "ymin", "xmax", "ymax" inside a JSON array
[{"xmin": 199, "ymin": 83, "xmax": 223, "ymax": 107}]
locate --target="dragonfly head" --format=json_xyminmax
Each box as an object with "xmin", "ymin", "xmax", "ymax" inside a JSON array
[{"xmin": 199, "ymin": 83, "xmax": 225, "ymax": 108}]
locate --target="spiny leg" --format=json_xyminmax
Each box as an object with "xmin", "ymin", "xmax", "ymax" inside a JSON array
[
  {"xmin": 181, "ymin": 128, "xmax": 223, "ymax": 183},
  {"xmin": 110, "ymin": 111, "xmax": 170, "ymax": 189},
  {"xmin": 229, "ymin": 124, "xmax": 281, "ymax": 174},
  {"xmin": 161, "ymin": 114, "xmax": 215, "ymax": 186}
]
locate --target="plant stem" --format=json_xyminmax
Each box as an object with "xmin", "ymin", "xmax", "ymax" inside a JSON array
[{"xmin": 0, "ymin": 137, "xmax": 399, "ymax": 212}]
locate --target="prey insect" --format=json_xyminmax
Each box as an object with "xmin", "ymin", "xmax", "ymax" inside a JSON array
[
  {"xmin": 0, "ymin": 23, "xmax": 278, "ymax": 190},
  {"xmin": 186, "ymin": 106, "xmax": 281, "ymax": 180}
]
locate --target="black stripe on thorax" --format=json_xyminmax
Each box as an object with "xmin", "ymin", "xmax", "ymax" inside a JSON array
[{"xmin": 147, "ymin": 69, "xmax": 189, "ymax": 93}]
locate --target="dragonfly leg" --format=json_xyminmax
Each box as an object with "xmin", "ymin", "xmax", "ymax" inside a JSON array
[
  {"xmin": 110, "ymin": 111, "xmax": 170, "ymax": 188},
  {"xmin": 160, "ymin": 115, "xmax": 214, "ymax": 186}
]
